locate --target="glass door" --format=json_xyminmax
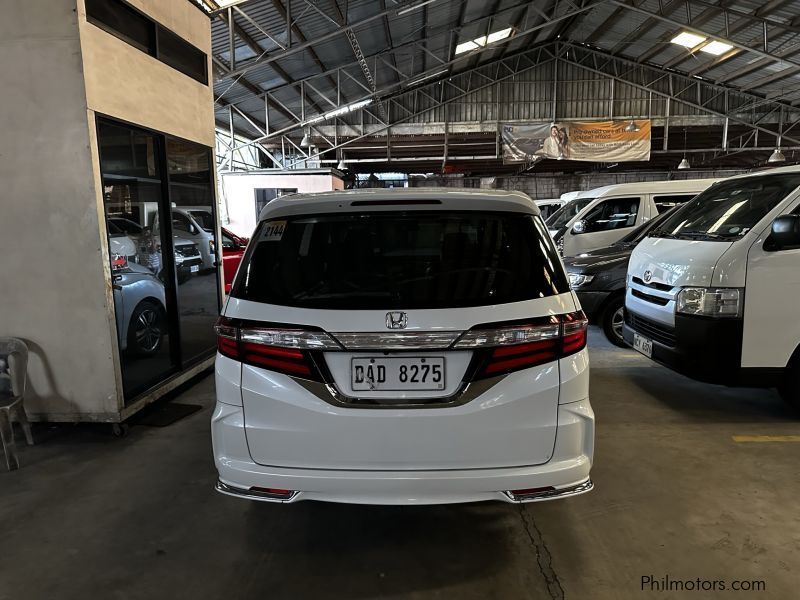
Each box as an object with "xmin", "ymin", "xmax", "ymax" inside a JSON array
[
  {"xmin": 165, "ymin": 137, "xmax": 220, "ymax": 365},
  {"xmin": 97, "ymin": 121, "xmax": 179, "ymax": 400},
  {"xmin": 97, "ymin": 118, "xmax": 221, "ymax": 402}
]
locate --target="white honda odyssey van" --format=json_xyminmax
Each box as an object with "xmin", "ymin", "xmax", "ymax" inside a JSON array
[
  {"xmin": 212, "ymin": 188, "xmax": 594, "ymax": 505},
  {"xmin": 624, "ymin": 166, "xmax": 800, "ymax": 408}
]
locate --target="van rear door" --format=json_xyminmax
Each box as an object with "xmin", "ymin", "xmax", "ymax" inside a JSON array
[{"xmin": 227, "ymin": 209, "xmax": 577, "ymax": 471}]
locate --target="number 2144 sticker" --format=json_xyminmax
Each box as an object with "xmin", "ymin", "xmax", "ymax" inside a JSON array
[{"xmin": 262, "ymin": 220, "xmax": 286, "ymax": 241}]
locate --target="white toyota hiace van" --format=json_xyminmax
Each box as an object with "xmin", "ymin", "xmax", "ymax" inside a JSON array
[
  {"xmin": 624, "ymin": 166, "xmax": 800, "ymax": 408},
  {"xmin": 549, "ymin": 179, "xmax": 719, "ymax": 257}
]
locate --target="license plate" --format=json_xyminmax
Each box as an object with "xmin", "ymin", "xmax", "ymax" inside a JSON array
[
  {"xmin": 633, "ymin": 333, "xmax": 653, "ymax": 358},
  {"xmin": 190, "ymin": 265, "xmax": 200, "ymax": 273},
  {"xmin": 351, "ymin": 357, "xmax": 445, "ymax": 391}
]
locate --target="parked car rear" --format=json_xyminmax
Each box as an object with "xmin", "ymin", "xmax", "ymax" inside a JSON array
[{"xmin": 212, "ymin": 189, "xmax": 594, "ymax": 505}]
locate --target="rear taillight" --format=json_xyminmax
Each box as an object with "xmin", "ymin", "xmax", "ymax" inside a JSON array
[
  {"xmin": 456, "ymin": 311, "xmax": 588, "ymax": 379},
  {"xmin": 214, "ymin": 317, "xmax": 340, "ymax": 381},
  {"xmin": 561, "ymin": 311, "xmax": 589, "ymax": 354}
]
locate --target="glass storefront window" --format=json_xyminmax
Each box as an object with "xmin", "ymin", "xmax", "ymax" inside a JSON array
[
  {"xmin": 166, "ymin": 137, "xmax": 220, "ymax": 366},
  {"xmin": 97, "ymin": 119, "xmax": 219, "ymax": 401}
]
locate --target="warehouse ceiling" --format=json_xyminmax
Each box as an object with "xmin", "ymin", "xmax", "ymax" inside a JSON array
[{"xmin": 200, "ymin": 0, "xmax": 800, "ymax": 175}]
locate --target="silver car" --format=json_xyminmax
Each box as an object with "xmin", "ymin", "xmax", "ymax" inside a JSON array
[{"xmin": 112, "ymin": 260, "xmax": 167, "ymax": 356}]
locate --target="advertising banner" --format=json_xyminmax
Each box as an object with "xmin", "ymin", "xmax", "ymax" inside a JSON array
[{"xmin": 501, "ymin": 120, "xmax": 651, "ymax": 163}]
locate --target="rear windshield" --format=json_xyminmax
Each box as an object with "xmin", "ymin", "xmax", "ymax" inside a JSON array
[
  {"xmin": 231, "ymin": 211, "xmax": 569, "ymax": 309},
  {"xmin": 547, "ymin": 198, "xmax": 594, "ymax": 228},
  {"xmin": 651, "ymin": 173, "xmax": 800, "ymax": 241}
]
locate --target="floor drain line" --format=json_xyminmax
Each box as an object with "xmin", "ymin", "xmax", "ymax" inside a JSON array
[{"xmin": 519, "ymin": 506, "xmax": 565, "ymax": 600}]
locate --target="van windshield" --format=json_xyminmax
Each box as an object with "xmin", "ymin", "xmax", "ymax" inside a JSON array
[
  {"xmin": 650, "ymin": 174, "xmax": 800, "ymax": 241},
  {"xmin": 616, "ymin": 207, "xmax": 676, "ymax": 245},
  {"xmin": 547, "ymin": 198, "xmax": 594, "ymax": 228},
  {"xmin": 231, "ymin": 211, "xmax": 569, "ymax": 309},
  {"xmin": 188, "ymin": 210, "xmax": 214, "ymax": 232}
]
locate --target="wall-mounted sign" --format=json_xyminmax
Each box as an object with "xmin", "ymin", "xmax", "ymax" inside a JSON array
[{"xmin": 501, "ymin": 120, "xmax": 651, "ymax": 163}]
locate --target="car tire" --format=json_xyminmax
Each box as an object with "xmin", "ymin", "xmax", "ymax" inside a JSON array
[
  {"xmin": 601, "ymin": 295, "xmax": 627, "ymax": 348},
  {"xmin": 177, "ymin": 269, "xmax": 191, "ymax": 284},
  {"xmin": 127, "ymin": 300, "xmax": 165, "ymax": 357}
]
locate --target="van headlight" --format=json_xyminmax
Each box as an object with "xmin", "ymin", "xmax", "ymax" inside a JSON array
[
  {"xmin": 676, "ymin": 287, "xmax": 742, "ymax": 318},
  {"xmin": 568, "ymin": 273, "xmax": 594, "ymax": 289}
]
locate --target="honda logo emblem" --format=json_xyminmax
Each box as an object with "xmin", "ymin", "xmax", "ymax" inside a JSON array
[
  {"xmin": 643, "ymin": 270, "xmax": 653, "ymax": 283},
  {"xmin": 385, "ymin": 311, "xmax": 408, "ymax": 329}
]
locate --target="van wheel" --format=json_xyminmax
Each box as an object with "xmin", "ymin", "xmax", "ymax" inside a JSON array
[
  {"xmin": 779, "ymin": 366, "xmax": 800, "ymax": 411},
  {"xmin": 601, "ymin": 296, "xmax": 627, "ymax": 348}
]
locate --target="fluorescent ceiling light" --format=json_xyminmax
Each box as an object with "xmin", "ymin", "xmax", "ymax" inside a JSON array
[
  {"xmin": 701, "ymin": 40, "xmax": 734, "ymax": 55},
  {"xmin": 487, "ymin": 28, "xmax": 513, "ymax": 44},
  {"xmin": 671, "ymin": 32, "xmax": 706, "ymax": 48},
  {"xmin": 455, "ymin": 28, "xmax": 514, "ymax": 55},
  {"xmin": 324, "ymin": 99, "xmax": 373, "ymax": 119}
]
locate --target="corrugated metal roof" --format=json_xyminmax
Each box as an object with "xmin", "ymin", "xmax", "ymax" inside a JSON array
[{"xmin": 208, "ymin": 0, "xmax": 800, "ymax": 168}]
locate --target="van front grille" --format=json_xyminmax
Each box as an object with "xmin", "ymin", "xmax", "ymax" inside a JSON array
[
  {"xmin": 626, "ymin": 312, "xmax": 676, "ymax": 347},
  {"xmin": 631, "ymin": 277, "xmax": 672, "ymax": 292},
  {"xmin": 631, "ymin": 288, "xmax": 670, "ymax": 306},
  {"xmin": 176, "ymin": 244, "xmax": 200, "ymax": 257}
]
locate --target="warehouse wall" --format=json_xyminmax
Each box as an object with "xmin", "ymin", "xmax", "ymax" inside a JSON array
[
  {"xmin": 412, "ymin": 169, "xmax": 747, "ymax": 200},
  {"xmin": 77, "ymin": 0, "xmax": 215, "ymax": 148},
  {"xmin": 0, "ymin": 0, "xmax": 120, "ymax": 419},
  {"xmin": 219, "ymin": 171, "xmax": 345, "ymax": 238}
]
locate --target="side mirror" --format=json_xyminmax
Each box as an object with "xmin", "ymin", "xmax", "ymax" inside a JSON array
[
  {"xmin": 572, "ymin": 220, "xmax": 587, "ymax": 234},
  {"xmin": 766, "ymin": 214, "xmax": 800, "ymax": 251}
]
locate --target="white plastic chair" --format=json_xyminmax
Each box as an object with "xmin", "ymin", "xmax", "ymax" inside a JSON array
[{"xmin": 0, "ymin": 338, "xmax": 34, "ymax": 470}]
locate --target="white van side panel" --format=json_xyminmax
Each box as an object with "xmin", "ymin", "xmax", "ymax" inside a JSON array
[{"xmin": 741, "ymin": 201, "xmax": 800, "ymax": 369}]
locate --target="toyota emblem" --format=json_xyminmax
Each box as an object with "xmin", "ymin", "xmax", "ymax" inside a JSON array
[
  {"xmin": 643, "ymin": 270, "xmax": 653, "ymax": 283},
  {"xmin": 385, "ymin": 311, "xmax": 408, "ymax": 330}
]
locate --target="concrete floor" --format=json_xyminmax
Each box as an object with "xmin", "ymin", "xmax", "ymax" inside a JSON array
[{"xmin": 1, "ymin": 329, "xmax": 798, "ymax": 600}]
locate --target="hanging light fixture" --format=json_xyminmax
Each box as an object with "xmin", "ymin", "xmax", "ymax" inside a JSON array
[
  {"xmin": 300, "ymin": 130, "xmax": 311, "ymax": 147},
  {"xmin": 768, "ymin": 148, "xmax": 786, "ymax": 164},
  {"xmin": 337, "ymin": 158, "xmax": 347, "ymax": 170},
  {"xmin": 624, "ymin": 119, "xmax": 640, "ymax": 132},
  {"xmin": 677, "ymin": 127, "xmax": 690, "ymax": 169}
]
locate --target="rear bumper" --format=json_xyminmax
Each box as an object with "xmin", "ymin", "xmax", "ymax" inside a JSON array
[{"xmin": 211, "ymin": 398, "xmax": 594, "ymax": 505}]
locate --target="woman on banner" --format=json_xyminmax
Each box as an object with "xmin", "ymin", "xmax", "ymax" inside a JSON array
[
  {"xmin": 558, "ymin": 127, "xmax": 570, "ymax": 159},
  {"xmin": 542, "ymin": 125, "xmax": 562, "ymax": 159}
]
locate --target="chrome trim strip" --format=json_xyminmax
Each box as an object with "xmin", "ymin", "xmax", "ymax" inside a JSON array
[
  {"xmin": 628, "ymin": 279, "xmax": 676, "ymax": 301},
  {"xmin": 292, "ymin": 375, "xmax": 506, "ymax": 409},
  {"xmin": 329, "ymin": 331, "xmax": 462, "ymax": 350},
  {"xmin": 215, "ymin": 480, "xmax": 299, "ymax": 502},
  {"xmin": 503, "ymin": 479, "xmax": 593, "ymax": 502}
]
